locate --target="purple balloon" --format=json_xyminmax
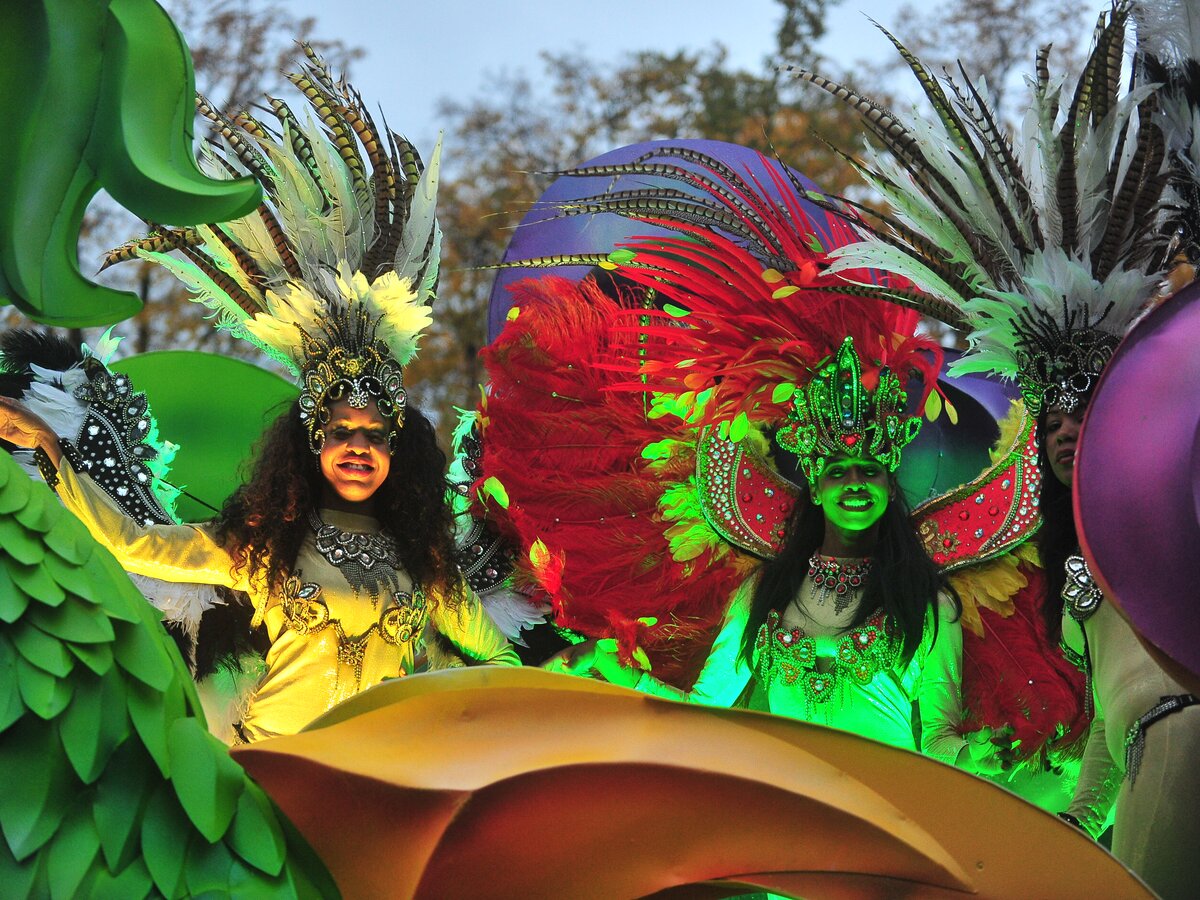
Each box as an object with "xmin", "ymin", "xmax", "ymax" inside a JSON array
[
  {"xmin": 486, "ymin": 139, "xmax": 842, "ymax": 342},
  {"xmin": 1077, "ymin": 278, "xmax": 1200, "ymax": 679}
]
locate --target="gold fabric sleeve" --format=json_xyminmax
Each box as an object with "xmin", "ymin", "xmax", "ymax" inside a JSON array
[
  {"xmin": 429, "ymin": 587, "xmax": 521, "ymax": 668},
  {"xmin": 56, "ymin": 457, "xmax": 244, "ymax": 590}
]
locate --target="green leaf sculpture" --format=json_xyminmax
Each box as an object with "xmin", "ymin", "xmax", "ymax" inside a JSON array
[
  {"xmin": 0, "ymin": 450, "xmax": 337, "ymax": 897},
  {"xmin": 0, "ymin": 0, "xmax": 261, "ymax": 326}
]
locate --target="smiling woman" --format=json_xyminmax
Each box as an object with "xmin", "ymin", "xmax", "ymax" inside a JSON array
[
  {"xmin": 318, "ymin": 399, "xmax": 393, "ymax": 510},
  {"xmin": 812, "ymin": 455, "xmax": 890, "ymax": 539},
  {"xmin": 556, "ymin": 336, "xmax": 1009, "ymax": 775},
  {"xmin": 0, "ymin": 48, "xmax": 520, "ymax": 743}
]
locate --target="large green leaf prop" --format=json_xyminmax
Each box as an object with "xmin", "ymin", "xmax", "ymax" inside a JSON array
[
  {"xmin": 0, "ymin": 0, "xmax": 261, "ymax": 326},
  {"xmin": 0, "ymin": 449, "xmax": 335, "ymax": 896},
  {"xmin": 111, "ymin": 352, "xmax": 298, "ymax": 522}
]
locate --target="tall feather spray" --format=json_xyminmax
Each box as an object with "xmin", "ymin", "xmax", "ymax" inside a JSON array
[
  {"xmin": 1134, "ymin": 0, "xmax": 1200, "ymax": 266},
  {"xmin": 785, "ymin": 2, "xmax": 1173, "ymax": 410},
  {"xmin": 104, "ymin": 45, "xmax": 440, "ymax": 375}
]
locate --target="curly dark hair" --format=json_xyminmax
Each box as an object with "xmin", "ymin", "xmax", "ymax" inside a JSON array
[
  {"xmin": 740, "ymin": 477, "xmax": 960, "ymax": 668},
  {"xmin": 212, "ymin": 399, "xmax": 465, "ymax": 612}
]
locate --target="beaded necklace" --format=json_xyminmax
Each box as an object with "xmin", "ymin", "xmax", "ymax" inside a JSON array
[
  {"xmin": 307, "ymin": 509, "xmax": 401, "ymax": 605},
  {"xmin": 806, "ymin": 554, "xmax": 873, "ymax": 614}
]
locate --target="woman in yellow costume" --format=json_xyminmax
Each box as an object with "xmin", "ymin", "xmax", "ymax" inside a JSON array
[{"xmin": 0, "ymin": 49, "xmax": 518, "ymax": 742}]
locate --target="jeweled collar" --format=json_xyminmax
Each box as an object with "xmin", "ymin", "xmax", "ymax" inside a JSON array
[
  {"xmin": 308, "ymin": 508, "xmax": 402, "ymax": 602},
  {"xmin": 806, "ymin": 554, "xmax": 873, "ymax": 615}
]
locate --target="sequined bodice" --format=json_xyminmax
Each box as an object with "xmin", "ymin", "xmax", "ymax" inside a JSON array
[{"xmin": 754, "ymin": 608, "xmax": 902, "ymax": 704}]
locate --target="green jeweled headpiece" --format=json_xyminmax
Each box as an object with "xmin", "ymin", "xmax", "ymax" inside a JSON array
[{"xmin": 776, "ymin": 336, "xmax": 921, "ymax": 485}]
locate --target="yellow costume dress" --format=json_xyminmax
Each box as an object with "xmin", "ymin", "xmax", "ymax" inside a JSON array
[
  {"xmin": 55, "ymin": 457, "xmax": 520, "ymax": 742},
  {"xmin": 635, "ymin": 576, "xmax": 972, "ymax": 767}
]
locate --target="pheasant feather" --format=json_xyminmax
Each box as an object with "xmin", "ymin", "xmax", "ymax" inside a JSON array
[
  {"xmin": 790, "ymin": 2, "xmax": 1174, "ymax": 412},
  {"xmin": 103, "ymin": 44, "xmax": 440, "ymax": 424}
]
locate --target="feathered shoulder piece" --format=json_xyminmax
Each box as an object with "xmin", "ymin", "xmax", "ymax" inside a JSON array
[
  {"xmin": 788, "ymin": 2, "xmax": 1171, "ymax": 413},
  {"xmin": 104, "ymin": 45, "xmax": 440, "ymax": 450}
]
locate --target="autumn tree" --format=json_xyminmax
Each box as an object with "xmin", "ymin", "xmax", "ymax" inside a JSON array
[
  {"xmin": 887, "ymin": 0, "xmax": 1093, "ymax": 118},
  {"xmin": 410, "ymin": 0, "xmax": 878, "ymax": 436}
]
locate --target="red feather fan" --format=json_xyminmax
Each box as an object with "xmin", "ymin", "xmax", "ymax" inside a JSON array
[
  {"xmin": 961, "ymin": 561, "xmax": 1091, "ymax": 763},
  {"xmin": 598, "ymin": 157, "xmax": 945, "ymax": 422},
  {"xmin": 480, "ymin": 276, "xmax": 751, "ymax": 687},
  {"xmin": 479, "ymin": 147, "xmax": 1087, "ymax": 765}
]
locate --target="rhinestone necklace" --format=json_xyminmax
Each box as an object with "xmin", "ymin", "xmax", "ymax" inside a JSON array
[
  {"xmin": 806, "ymin": 554, "xmax": 873, "ymax": 615},
  {"xmin": 308, "ymin": 509, "xmax": 402, "ymax": 604}
]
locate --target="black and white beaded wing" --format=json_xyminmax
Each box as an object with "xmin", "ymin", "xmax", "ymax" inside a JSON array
[
  {"xmin": 446, "ymin": 411, "xmax": 547, "ymax": 645},
  {"xmin": 59, "ymin": 357, "xmax": 176, "ymax": 527},
  {"xmin": 6, "ymin": 334, "xmax": 224, "ymax": 658}
]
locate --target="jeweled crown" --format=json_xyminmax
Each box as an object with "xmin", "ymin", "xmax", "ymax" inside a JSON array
[
  {"xmin": 776, "ymin": 336, "xmax": 920, "ymax": 484},
  {"xmin": 1012, "ymin": 306, "xmax": 1120, "ymax": 415},
  {"xmin": 296, "ymin": 300, "xmax": 408, "ymax": 453}
]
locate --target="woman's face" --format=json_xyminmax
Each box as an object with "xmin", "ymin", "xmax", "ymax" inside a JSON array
[
  {"xmin": 318, "ymin": 398, "xmax": 392, "ymax": 509},
  {"xmin": 813, "ymin": 453, "xmax": 890, "ymax": 533},
  {"xmin": 1043, "ymin": 405, "xmax": 1083, "ymax": 487}
]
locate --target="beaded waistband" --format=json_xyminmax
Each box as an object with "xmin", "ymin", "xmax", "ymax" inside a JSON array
[{"xmin": 1125, "ymin": 693, "xmax": 1199, "ymax": 782}]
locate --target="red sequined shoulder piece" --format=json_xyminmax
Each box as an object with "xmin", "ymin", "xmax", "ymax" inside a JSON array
[
  {"xmin": 695, "ymin": 430, "xmax": 799, "ymax": 557},
  {"xmin": 696, "ymin": 410, "xmax": 1041, "ymax": 574},
  {"xmin": 910, "ymin": 407, "xmax": 1042, "ymax": 571}
]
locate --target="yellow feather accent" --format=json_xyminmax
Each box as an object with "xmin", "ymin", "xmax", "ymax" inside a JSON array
[
  {"xmin": 947, "ymin": 553, "xmax": 1029, "ymax": 637},
  {"xmin": 991, "ymin": 399, "xmax": 1030, "ymax": 463},
  {"xmin": 241, "ymin": 281, "xmax": 325, "ymax": 363}
]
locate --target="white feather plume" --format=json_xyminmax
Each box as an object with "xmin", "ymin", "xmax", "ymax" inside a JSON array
[
  {"xmin": 801, "ymin": 7, "xmax": 1170, "ymax": 394},
  {"xmin": 135, "ymin": 49, "xmax": 439, "ymax": 379},
  {"xmin": 394, "ymin": 133, "xmax": 443, "ymax": 299}
]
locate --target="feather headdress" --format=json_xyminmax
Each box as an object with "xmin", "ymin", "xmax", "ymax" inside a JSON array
[
  {"xmin": 497, "ymin": 144, "xmax": 943, "ymax": 476},
  {"xmin": 788, "ymin": 2, "xmax": 1172, "ymax": 414},
  {"xmin": 1134, "ymin": 0, "xmax": 1200, "ymax": 270},
  {"xmin": 104, "ymin": 45, "xmax": 440, "ymax": 450}
]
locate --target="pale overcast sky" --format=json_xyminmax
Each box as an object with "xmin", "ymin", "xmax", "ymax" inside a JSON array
[{"xmin": 281, "ymin": 0, "xmax": 908, "ymax": 150}]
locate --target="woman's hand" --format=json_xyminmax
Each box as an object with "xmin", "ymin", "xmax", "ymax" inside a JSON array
[
  {"xmin": 543, "ymin": 639, "xmax": 599, "ymax": 675},
  {"xmin": 0, "ymin": 397, "xmax": 61, "ymax": 465},
  {"xmin": 542, "ymin": 637, "xmax": 641, "ymax": 688},
  {"xmin": 962, "ymin": 724, "xmax": 1020, "ymax": 775}
]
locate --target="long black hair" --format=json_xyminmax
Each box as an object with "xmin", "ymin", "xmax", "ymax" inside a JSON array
[
  {"xmin": 213, "ymin": 398, "xmax": 464, "ymax": 611},
  {"xmin": 740, "ymin": 477, "xmax": 959, "ymax": 668},
  {"xmin": 1036, "ymin": 411, "xmax": 1077, "ymax": 641}
]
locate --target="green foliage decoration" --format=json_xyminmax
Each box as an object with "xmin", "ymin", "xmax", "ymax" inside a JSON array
[
  {"xmin": 0, "ymin": 0, "xmax": 261, "ymax": 327},
  {"xmin": 0, "ymin": 450, "xmax": 337, "ymax": 898}
]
